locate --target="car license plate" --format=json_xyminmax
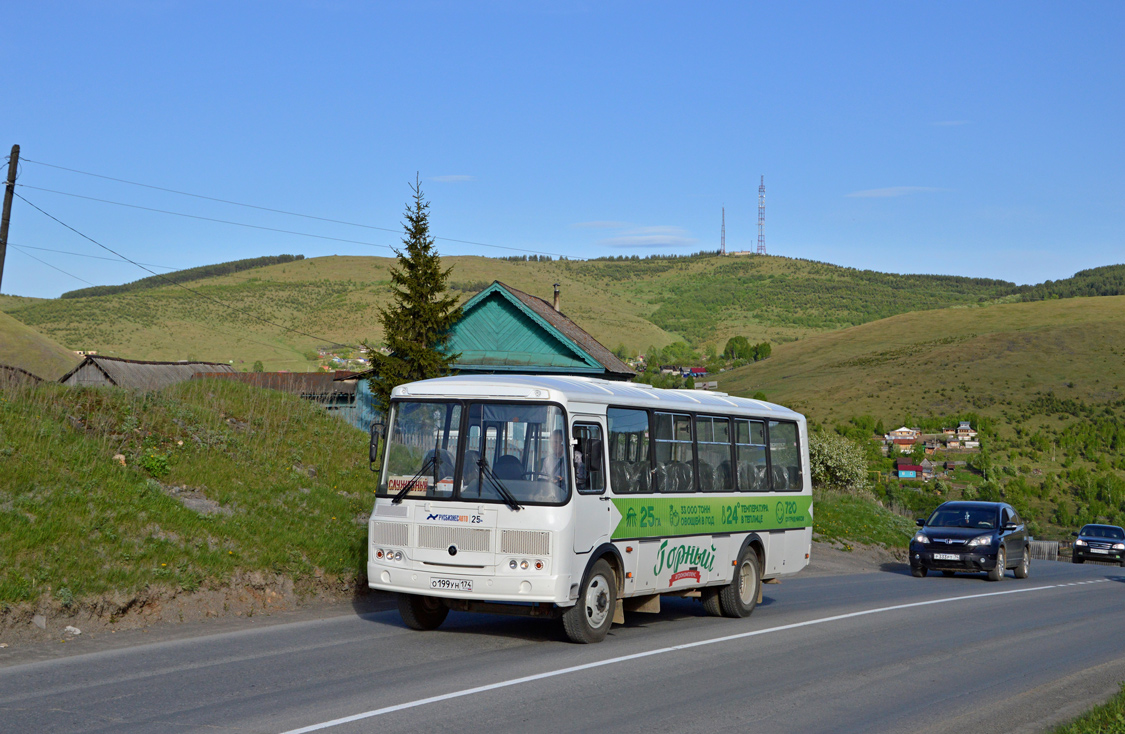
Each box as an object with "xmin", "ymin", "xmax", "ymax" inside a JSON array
[
  {"xmin": 431, "ymin": 577, "xmax": 472, "ymax": 592},
  {"xmin": 934, "ymin": 553, "xmax": 960, "ymax": 561},
  {"xmin": 1091, "ymin": 549, "xmax": 1108, "ymax": 554}
]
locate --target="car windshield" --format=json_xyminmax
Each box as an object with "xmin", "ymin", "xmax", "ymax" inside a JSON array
[
  {"xmin": 1080, "ymin": 525, "xmax": 1125, "ymax": 540},
  {"xmin": 927, "ymin": 507, "xmax": 998, "ymax": 530}
]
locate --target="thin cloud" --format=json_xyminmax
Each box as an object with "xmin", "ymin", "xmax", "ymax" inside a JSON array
[
  {"xmin": 571, "ymin": 220, "xmax": 630, "ymax": 229},
  {"xmin": 599, "ymin": 226, "xmax": 697, "ymax": 248},
  {"xmin": 932, "ymin": 120, "xmax": 971, "ymax": 126},
  {"xmin": 846, "ymin": 186, "xmax": 944, "ymax": 198},
  {"xmin": 430, "ymin": 175, "xmax": 475, "ymax": 183}
]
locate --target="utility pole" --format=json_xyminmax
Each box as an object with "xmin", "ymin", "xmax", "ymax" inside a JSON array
[{"xmin": 0, "ymin": 144, "xmax": 18, "ymax": 294}]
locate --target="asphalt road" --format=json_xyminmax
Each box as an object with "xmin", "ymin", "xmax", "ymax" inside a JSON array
[{"xmin": 3, "ymin": 560, "xmax": 1125, "ymax": 734}]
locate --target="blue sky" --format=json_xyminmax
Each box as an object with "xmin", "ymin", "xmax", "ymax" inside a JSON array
[{"xmin": 3, "ymin": 1, "xmax": 1122, "ymax": 298}]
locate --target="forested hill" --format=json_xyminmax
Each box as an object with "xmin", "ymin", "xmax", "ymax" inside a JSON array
[
  {"xmin": 1008, "ymin": 263, "xmax": 1125, "ymax": 302},
  {"xmin": 59, "ymin": 255, "xmax": 305, "ymax": 299}
]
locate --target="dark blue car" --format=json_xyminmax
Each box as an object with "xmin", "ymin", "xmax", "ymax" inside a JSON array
[
  {"xmin": 1071, "ymin": 524, "xmax": 1125, "ymax": 566},
  {"xmin": 910, "ymin": 501, "xmax": 1030, "ymax": 581}
]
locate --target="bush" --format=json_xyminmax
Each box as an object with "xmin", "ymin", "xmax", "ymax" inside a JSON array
[
  {"xmin": 140, "ymin": 450, "xmax": 170, "ymax": 478},
  {"xmin": 809, "ymin": 432, "xmax": 871, "ymax": 493}
]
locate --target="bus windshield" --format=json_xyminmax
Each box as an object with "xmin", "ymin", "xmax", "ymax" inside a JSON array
[{"xmin": 379, "ymin": 400, "xmax": 570, "ymax": 505}]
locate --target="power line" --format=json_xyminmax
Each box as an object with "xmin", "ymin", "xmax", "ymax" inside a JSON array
[
  {"xmin": 20, "ymin": 158, "xmax": 573, "ymax": 259},
  {"xmin": 17, "ymin": 184, "xmax": 399, "ymax": 253},
  {"xmin": 7, "ymin": 241, "xmax": 177, "ymax": 270},
  {"xmin": 14, "ymin": 192, "xmax": 355, "ymax": 348},
  {"xmin": 9, "ymin": 245, "xmax": 97, "ymax": 285}
]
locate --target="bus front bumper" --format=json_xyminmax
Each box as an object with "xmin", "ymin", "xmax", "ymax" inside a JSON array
[{"xmin": 367, "ymin": 561, "xmax": 573, "ymax": 605}]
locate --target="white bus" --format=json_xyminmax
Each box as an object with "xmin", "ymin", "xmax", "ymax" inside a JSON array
[{"xmin": 367, "ymin": 374, "xmax": 812, "ymax": 643}]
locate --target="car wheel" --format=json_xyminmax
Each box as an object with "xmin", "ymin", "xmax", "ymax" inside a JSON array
[
  {"xmin": 717, "ymin": 547, "xmax": 761, "ymax": 618},
  {"xmin": 911, "ymin": 566, "xmax": 928, "ymax": 578},
  {"xmin": 1014, "ymin": 549, "xmax": 1030, "ymax": 579},
  {"xmin": 562, "ymin": 559, "xmax": 616, "ymax": 644},
  {"xmin": 942, "ymin": 570, "xmax": 956, "ymax": 577},
  {"xmin": 397, "ymin": 593, "xmax": 449, "ymax": 631},
  {"xmin": 988, "ymin": 548, "xmax": 1006, "ymax": 582}
]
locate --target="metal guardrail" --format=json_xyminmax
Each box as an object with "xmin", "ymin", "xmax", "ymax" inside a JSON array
[{"xmin": 1029, "ymin": 540, "xmax": 1058, "ymax": 561}]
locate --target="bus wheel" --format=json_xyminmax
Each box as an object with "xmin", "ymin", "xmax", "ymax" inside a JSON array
[
  {"xmin": 701, "ymin": 588, "xmax": 724, "ymax": 617},
  {"xmin": 398, "ymin": 593, "xmax": 449, "ymax": 631},
  {"xmin": 563, "ymin": 559, "xmax": 616, "ymax": 644},
  {"xmin": 718, "ymin": 547, "xmax": 760, "ymax": 618}
]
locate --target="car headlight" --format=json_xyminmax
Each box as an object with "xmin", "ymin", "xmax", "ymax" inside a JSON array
[
  {"xmin": 966, "ymin": 535, "xmax": 992, "ymax": 548},
  {"xmin": 913, "ymin": 533, "xmax": 928, "ymax": 544},
  {"xmin": 1113, "ymin": 543, "xmax": 1125, "ymax": 551},
  {"xmin": 1074, "ymin": 539, "xmax": 1087, "ymax": 546}
]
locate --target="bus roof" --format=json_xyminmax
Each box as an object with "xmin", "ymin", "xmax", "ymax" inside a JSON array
[{"xmin": 392, "ymin": 374, "xmax": 804, "ymax": 420}]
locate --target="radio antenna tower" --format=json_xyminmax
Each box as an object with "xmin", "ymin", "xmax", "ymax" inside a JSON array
[
  {"xmin": 720, "ymin": 206, "xmax": 726, "ymax": 255},
  {"xmin": 756, "ymin": 175, "xmax": 767, "ymax": 255}
]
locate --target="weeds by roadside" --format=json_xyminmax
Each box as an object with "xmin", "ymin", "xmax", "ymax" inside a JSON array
[{"xmin": 0, "ymin": 379, "xmax": 371, "ymax": 607}]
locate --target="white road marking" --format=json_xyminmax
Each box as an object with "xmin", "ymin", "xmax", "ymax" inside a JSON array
[{"xmin": 279, "ymin": 579, "xmax": 1110, "ymax": 733}]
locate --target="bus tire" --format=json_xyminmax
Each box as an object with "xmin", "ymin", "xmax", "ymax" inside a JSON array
[
  {"xmin": 563, "ymin": 559, "xmax": 616, "ymax": 644},
  {"xmin": 717, "ymin": 547, "xmax": 760, "ymax": 618},
  {"xmin": 398, "ymin": 593, "xmax": 449, "ymax": 631},
  {"xmin": 701, "ymin": 588, "xmax": 724, "ymax": 617}
]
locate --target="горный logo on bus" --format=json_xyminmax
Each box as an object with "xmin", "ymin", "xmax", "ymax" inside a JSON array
[{"xmin": 654, "ymin": 540, "xmax": 717, "ymax": 579}]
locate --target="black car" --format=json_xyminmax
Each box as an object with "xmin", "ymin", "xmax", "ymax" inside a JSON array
[
  {"xmin": 910, "ymin": 501, "xmax": 1030, "ymax": 581},
  {"xmin": 1071, "ymin": 524, "xmax": 1125, "ymax": 566}
]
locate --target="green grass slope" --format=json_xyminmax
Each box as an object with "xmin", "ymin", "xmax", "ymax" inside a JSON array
[
  {"xmin": 3, "ymin": 253, "xmax": 1020, "ymax": 370},
  {"xmin": 0, "ymin": 379, "xmax": 371, "ymax": 605},
  {"xmin": 718, "ymin": 296, "xmax": 1125, "ymax": 423},
  {"xmin": 0, "ymin": 311, "xmax": 80, "ymax": 380}
]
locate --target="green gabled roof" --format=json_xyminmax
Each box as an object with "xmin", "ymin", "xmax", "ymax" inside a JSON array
[{"xmin": 446, "ymin": 282, "xmax": 635, "ymax": 380}]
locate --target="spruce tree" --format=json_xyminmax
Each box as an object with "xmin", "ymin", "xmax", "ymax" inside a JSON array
[{"xmin": 363, "ymin": 177, "xmax": 461, "ymax": 412}]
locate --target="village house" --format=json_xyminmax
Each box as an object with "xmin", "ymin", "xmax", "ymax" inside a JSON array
[
  {"xmin": 895, "ymin": 456, "xmax": 923, "ymax": 479},
  {"xmin": 956, "ymin": 420, "xmax": 978, "ymax": 441}
]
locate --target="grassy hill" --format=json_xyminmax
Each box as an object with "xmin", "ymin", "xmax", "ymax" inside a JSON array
[
  {"xmin": 0, "ymin": 379, "xmax": 370, "ymax": 606},
  {"xmin": 3, "ymin": 253, "xmax": 1020, "ymax": 371},
  {"xmin": 0, "ymin": 295, "xmax": 48, "ymax": 313},
  {"xmin": 718, "ymin": 295, "xmax": 1125, "ymax": 535},
  {"xmin": 0, "ymin": 311, "xmax": 80, "ymax": 380}
]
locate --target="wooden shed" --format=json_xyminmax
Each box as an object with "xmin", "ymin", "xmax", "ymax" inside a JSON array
[{"xmin": 59, "ymin": 355, "xmax": 236, "ymax": 389}]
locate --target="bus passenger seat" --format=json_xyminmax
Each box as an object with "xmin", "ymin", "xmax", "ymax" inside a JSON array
[{"xmin": 494, "ymin": 454, "xmax": 524, "ymax": 480}]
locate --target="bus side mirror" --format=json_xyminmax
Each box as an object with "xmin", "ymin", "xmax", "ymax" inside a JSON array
[{"xmin": 369, "ymin": 422, "xmax": 385, "ymax": 473}]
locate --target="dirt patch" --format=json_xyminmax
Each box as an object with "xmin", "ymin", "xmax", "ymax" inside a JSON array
[
  {"xmin": 805, "ymin": 540, "xmax": 907, "ymax": 577},
  {"xmin": 0, "ymin": 571, "xmax": 371, "ymax": 649}
]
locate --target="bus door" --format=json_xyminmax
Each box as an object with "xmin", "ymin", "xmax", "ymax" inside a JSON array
[{"xmin": 571, "ymin": 417, "xmax": 611, "ymax": 553}]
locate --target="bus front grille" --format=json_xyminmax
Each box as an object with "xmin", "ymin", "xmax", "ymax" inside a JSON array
[
  {"xmin": 371, "ymin": 521, "xmax": 410, "ymax": 546},
  {"xmin": 417, "ymin": 525, "xmax": 491, "ymax": 553},
  {"xmin": 501, "ymin": 530, "xmax": 550, "ymax": 556}
]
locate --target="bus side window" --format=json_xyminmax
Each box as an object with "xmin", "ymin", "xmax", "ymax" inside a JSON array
[
  {"xmin": 654, "ymin": 412, "xmax": 694, "ymax": 493},
  {"xmin": 735, "ymin": 419, "xmax": 769, "ymax": 492},
  {"xmin": 573, "ymin": 423, "xmax": 605, "ymax": 494},
  {"xmin": 768, "ymin": 421, "xmax": 802, "ymax": 491},
  {"xmin": 608, "ymin": 408, "xmax": 650, "ymax": 494}
]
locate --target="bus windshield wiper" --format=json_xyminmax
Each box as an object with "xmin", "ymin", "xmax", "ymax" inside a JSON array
[
  {"xmin": 477, "ymin": 457, "xmax": 522, "ymax": 512},
  {"xmin": 391, "ymin": 455, "xmax": 435, "ymax": 504}
]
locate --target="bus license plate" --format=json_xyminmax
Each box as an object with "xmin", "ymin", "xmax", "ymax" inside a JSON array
[
  {"xmin": 431, "ymin": 577, "xmax": 473, "ymax": 592},
  {"xmin": 934, "ymin": 553, "xmax": 960, "ymax": 560}
]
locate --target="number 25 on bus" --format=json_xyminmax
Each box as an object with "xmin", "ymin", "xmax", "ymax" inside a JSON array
[{"xmin": 366, "ymin": 375, "xmax": 812, "ymax": 644}]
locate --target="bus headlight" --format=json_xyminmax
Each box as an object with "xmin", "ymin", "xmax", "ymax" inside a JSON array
[
  {"xmin": 509, "ymin": 559, "xmax": 518, "ymax": 570},
  {"xmin": 394, "ymin": 551, "xmax": 403, "ymax": 562},
  {"xmin": 520, "ymin": 560, "xmax": 529, "ymax": 570}
]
